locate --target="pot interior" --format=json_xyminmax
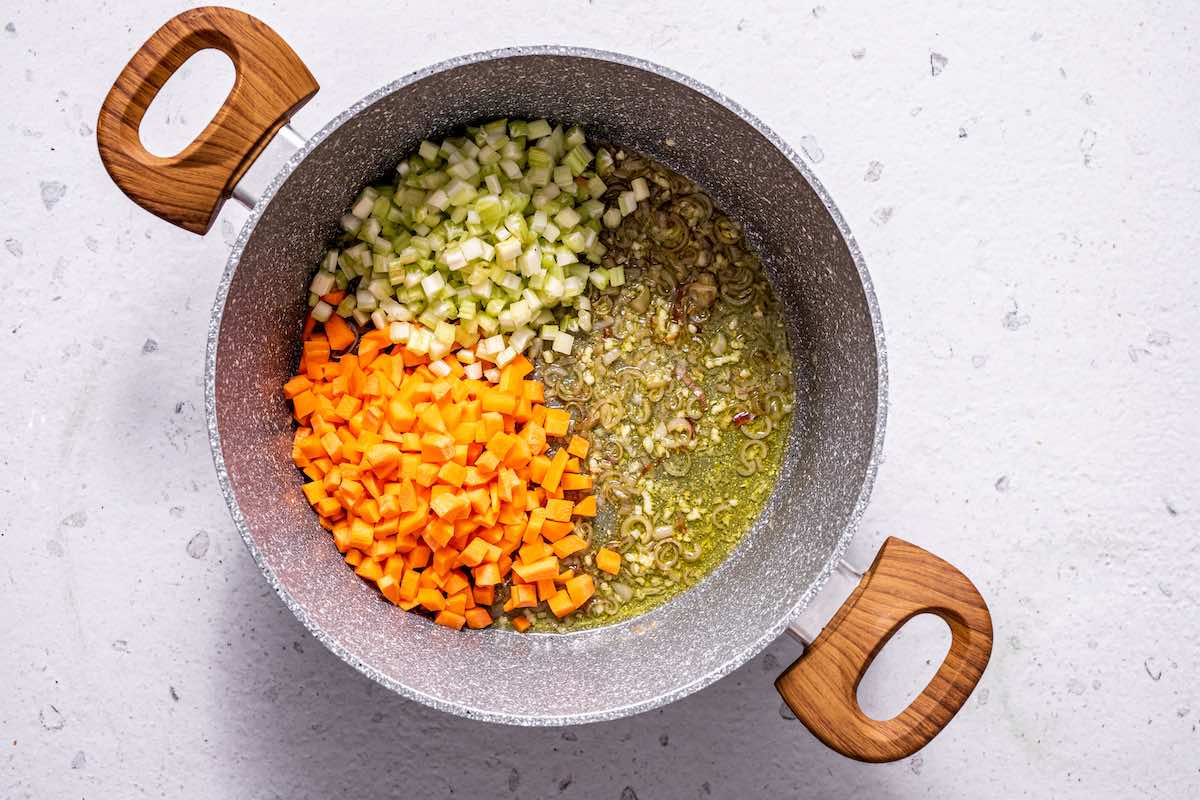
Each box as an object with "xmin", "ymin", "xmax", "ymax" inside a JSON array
[{"xmin": 211, "ymin": 50, "xmax": 882, "ymax": 723}]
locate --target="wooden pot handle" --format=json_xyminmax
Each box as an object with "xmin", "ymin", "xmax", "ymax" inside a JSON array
[
  {"xmin": 775, "ymin": 537, "xmax": 993, "ymax": 762},
  {"xmin": 96, "ymin": 6, "xmax": 319, "ymax": 234}
]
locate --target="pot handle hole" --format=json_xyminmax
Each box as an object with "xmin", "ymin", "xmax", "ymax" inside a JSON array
[
  {"xmin": 96, "ymin": 7, "xmax": 319, "ymax": 234},
  {"xmin": 775, "ymin": 537, "xmax": 993, "ymax": 762}
]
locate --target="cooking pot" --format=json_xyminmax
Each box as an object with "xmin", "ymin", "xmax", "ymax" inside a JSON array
[{"xmin": 97, "ymin": 7, "xmax": 993, "ymax": 762}]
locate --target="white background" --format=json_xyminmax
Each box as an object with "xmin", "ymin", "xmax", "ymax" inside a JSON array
[{"xmin": 2, "ymin": 1, "xmax": 1198, "ymax": 797}]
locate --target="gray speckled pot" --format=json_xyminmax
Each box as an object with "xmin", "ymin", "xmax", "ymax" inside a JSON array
[{"xmin": 203, "ymin": 47, "xmax": 886, "ymax": 725}]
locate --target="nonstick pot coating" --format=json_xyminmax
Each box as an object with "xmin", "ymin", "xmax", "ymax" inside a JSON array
[{"xmin": 207, "ymin": 48, "xmax": 886, "ymax": 724}]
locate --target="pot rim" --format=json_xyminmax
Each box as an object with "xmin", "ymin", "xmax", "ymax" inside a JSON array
[{"xmin": 205, "ymin": 44, "xmax": 889, "ymax": 725}]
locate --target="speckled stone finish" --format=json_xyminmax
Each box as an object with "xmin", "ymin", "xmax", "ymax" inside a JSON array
[{"xmin": 206, "ymin": 48, "xmax": 886, "ymax": 725}]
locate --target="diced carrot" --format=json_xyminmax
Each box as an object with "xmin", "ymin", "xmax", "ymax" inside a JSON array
[
  {"xmin": 528, "ymin": 455, "xmax": 551, "ymax": 484},
  {"xmin": 358, "ymin": 331, "xmax": 390, "ymax": 368},
  {"xmin": 565, "ymin": 573, "xmax": 595, "ymax": 606},
  {"xmin": 464, "ymin": 607, "xmax": 493, "ymax": 629},
  {"xmin": 480, "ymin": 411, "xmax": 504, "ymax": 441},
  {"xmin": 417, "ymin": 587, "xmax": 446, "ymax": 612},
  {"xmin": 361, "ymin": 405, "xmax": 385, "ymax": 433},
  {"xmin": 510, "ymin": 583, "xmax": 537, "ymax": 608},
  {"xmin": 452, "ymin": 421, "xmax": 477, "ymax": 445},
  {"xmin": 543, "ymin": 407, "xmax": 570, "ymax": 437},
  {"xmin": 573, "ymin": 495, "xmax": 597, "ymax": 517},
  {"xmin": 407, "ymin": 543, "xmax": 432, "ymax": 569},
  {"xmin": 547, "ymin": 589, "xmax": 575, "ymax": 618},
  {"xmin": 337, "ymin": 478, "xmax": 363, "ymax": 504},
  {"xmin": 540, "ymin": 447, "xmax": 569, "ymax": 493},
  {"xmin": 387, "ymin": 398, "xmax": 416, "ymax": 431},
  {"xmin": 437, "ymin": 460, "xmax": 467, "ymax": 488},
  {"xmin": 512, "ymin": 555, "xmax": 559, "ymax": 583},
  {"xmin": 523, "ymin": 507, "xmax": 547, "ymax": 540},
  {"xmin": 431, "ymin": 490, "xmax": 470, "ymax": 521},
  {"xmin": 502, "ymin": 434, "xmax": 532, "ymax": 468},
  {"xmin": 595, "ymin": 547, "xmax": 622, "ymax": 575},
  {"xmin": 536, "ymin": 578, "xmax": 557, "ymax": 602},
  {"xmin": 540, "ymin": 519, "xmax": 574, "ymax": 542},
  {"xmin": 355, "ymin": 558, "xmax": 383, "ymax": 581},
  {"xmin": 466, "ymin": 486, "xmax": 491, "ymax": 514},
  {"xmin": 486, "ymin": 431, "xmax": 517, "ymax": 459},
  {"xmin": 347, "ymin": 368, "xmax": 368, "ymax": 399},
  {"xmin": 475, "ymin": 449, "xmax": 501, "ymax": 473},
  {"xmin": 383, "ymin": 555, "xmax": 406, "ymax": 579},
  {"xmin": 473, "ymin": 584, "xmax": 495, "ymax": 606},
  {"xmin": 551, "ymin": 534, "xmax": 588, "ymax": 559},
  {"xmin": 419, "ymin": 403, "xmax": 447, "ymax": 433},
  {"xmin": 366, "ymin": 443, "xmax": 400, "ymax": 475},
  {"xmin": 286, "ymin": 323, "xmax": 602, "ymax": 631},
  {"xmin": 448, "ymin": 582, "xmax": 470, "ymax": 614},
  {"xmin": 398, "ymin": 569, "xmax": 420, "ymax": 600},
  {"xmin": 377, "ymin": 574, "xmax": 402, "ymax": 605},
  {"xmin": 377, "ymin": 493, "xmax": 399, "ymax": 518},
  {"xmin": 396, "ymin": 502, "xmax": 430, "ymax": 537},
  {"xmin": 518, "ymin": 421, "xmax": 547, "ymax": 456},
  {"xmin": 473, "ymin": 562, "xmax": 501, "ymax": 586},
  {"xmin": 284, "ymin": 374, "xmax": 312, "ymax": 399},
  {"xmin": 561, "ymin": 473, "xmax": 593, "ymax": 491},
  {"xmin": 358, "ymin": 498, "xmax": 382, "ymax": 524},
  {"xmin": 419, "ymin": 431, "xmax": 456, "ymax": 462},
  {"xmin": 324, "ymin": 314, "xmax": 356, "ymax": 351},
  {"xmin": 301, "ymin": 481, "xmax": 326, "ymax": 505},
  {"xmin": 457, "ymin": 536, "xmax": 491, "ymax": 568},
  {"xmin": 435, "ymin": 610, "xmax": 466, "ymax": 630},
  {"xmin": 519, "ymin": 540, "xmax": 546, "ymax": 564},
  {"xmin": 444, "ymin": 592, "xmax": 468, "ymax": 616},
  {"xmin": 481, "ymin": 388, "xmax": 518, "ymax": 415},
  {"xmin": 349, "ymin": 518, "xmax": 374, "ymax": 551},
  {"xmin": 544, "ymin": 498, "xmax": 574, "ymax": 522},
  {"xmin": 566, "ymin": 435, "xmax": 589, "ymax": 458},
  {"xmin": 396, "ymin": 478, "xmax": 418, "ymax": 512},
  {"xmin": 510, "ymin": 480, "xmax": 528, "ymax": 512},
  {"xmin": 522, "ymin": 380, "xmax": 545, "ymax": 403}
]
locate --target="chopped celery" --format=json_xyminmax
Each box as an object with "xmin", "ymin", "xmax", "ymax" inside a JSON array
[
  {"xmin": 618, "ymin": 190, "xmax": 638, "ymax": 216},
  {"xmin": 495, "ymin": 237, "xmax": 522, "ymax": 262},
  {"xmin": 311, "ymin": 300, "xmax": 333, "ymax": 322},
  {"xmin": 552, "ymin": 331, "xmax": 575, "ymax": 354},
  {"xmin": 526, "ymin": 119, "xmax": 553, "ymax": 140},
  {"xmin": 311, "ymin": 119, "xmax": 627, "ymax": 359},
  {"xmin": 310, "ymin": 270, "xmax": 335, "ymax": 296},
  {"xmin": 555, "ymin": 207, "xmax": 581, "ymax": 229},
  {"xmin": 631, "ymin": 176, "xmax": 650, "ymax": 201},
  {"xmin": 595, "ymin": 148, "xmax": 614, "ymax": 175}
]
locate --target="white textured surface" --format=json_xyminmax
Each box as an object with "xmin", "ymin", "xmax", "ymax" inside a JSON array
[{"xmin": 3, "ymin": 1, "xmax": 1198, "ymax": 797}]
